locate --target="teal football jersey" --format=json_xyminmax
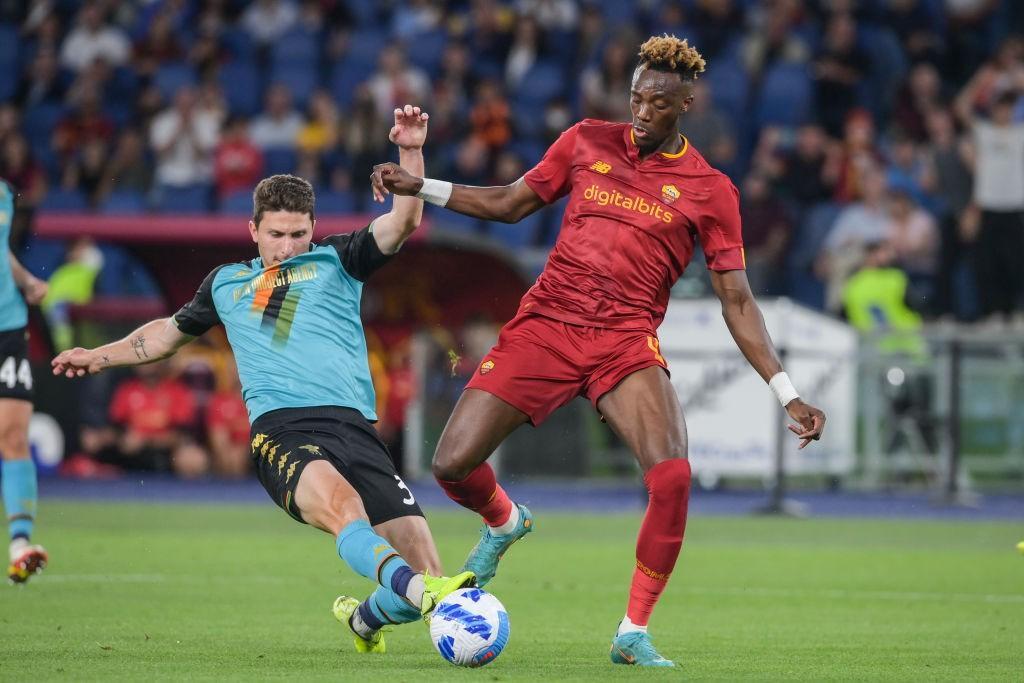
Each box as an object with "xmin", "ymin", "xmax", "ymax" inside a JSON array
[
  {"xmin": 0, "ymin": 180, "xmax": 27, "ymax": 332},
  {"xmin": 174, "ymin": 226, "xmax": 391, "ymax": 422}
]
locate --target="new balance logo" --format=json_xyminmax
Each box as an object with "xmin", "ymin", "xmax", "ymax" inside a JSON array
[{"xmin": 590, "ymin": 160, "xmax": 612, "ymax": 174}]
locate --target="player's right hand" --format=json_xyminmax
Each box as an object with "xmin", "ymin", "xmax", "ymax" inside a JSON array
[
  {"xmin": 51, "ymin": 347, "xmax": 104, "ymax": 378},
  {"xmin": 370, "ymin": 162, "xmax": 422, "ymax": 203}
]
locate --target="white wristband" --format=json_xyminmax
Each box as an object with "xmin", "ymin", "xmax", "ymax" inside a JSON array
[
  {"xmin": 415, "ymin": 178, "xmax": 453, "ymax": 207},
  {"xmin": 769, "ymin": 372, "xmax": 800, "ymax": 407}
]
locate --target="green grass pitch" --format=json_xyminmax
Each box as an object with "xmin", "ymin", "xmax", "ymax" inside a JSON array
[{"xmin": 2, "ymin": 500, "xmax": 1022, "ymax": 681}]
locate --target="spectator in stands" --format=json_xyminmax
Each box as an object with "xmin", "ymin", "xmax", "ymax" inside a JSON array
[
  {"xmin": 249, "ymin": 83, "xmax": 303, "ymax": 150},
  {"xmin": 885, "ymin": 134, "xmax": 933, "ymax": 207},
  {"xmin": 196, "ymin": 80, "xmax": 229, "ymax": 127},
  {"xmin": 955, "ymin": 84, "xmax": 1024, "ymax": 322},
  {"xmin": 448, "ymin": 135, "xmax": 491, "ymax": 187},
  {"xmin": 884, "ymin": 0, "xmax": 945, "ymax": 66},
  {"xmin": 505, "ymin": 14, "xmax": 543, "ymax": 90},
  {"xmin": 436, "ymin": 42, "xmax": 476, "ymax": 109},
  {"xmin": 0, "ymin": 104, "xmax": 19, "ymax": 148},
  {"xmin": 64, "ymin": 57, "xmax": 115, "ymax": 110},
  {"xmin": 99, "ymin": 128, "xmax": 153, "ymax": 197},
  {"xmin": 774, "ymin": 123, "xmax": 836, "ymax": 208},
  {"xmin": 741, "ymin": 171, "xmax": 792, "ymax": 296},
  {"xmin": 832, "ymin": 109, "xmax": 885, "ymax": 203},
  {"xmin": 517, "ymin": 0, "xmax": 578, "ymax": 31},
  {"xmin": 491, "ymin": 149, "xmax": 525, "ymax": 186},
  {"xmin": 580, "ymin": 35, "xmax": 635, "ymax": 123},
  {"xmin": 41, "ymin": 237, "xmax": 103, "ymax": 352},
  {"xmin": 818, "ymin": 167, "xmax": 891, "ymax": 312},
  {"xmin": 22, "ymin": 5, "xmax": 63, "ymax": 58},
  {"xmin": 59, "ymin": 1, "xmax": 131, "ymax": 73},
  {"xmin": 108, "ymin": 361, "xmax": 208, "ymax": 478},
  {"xmin": 892, "ymin": 62, "xmax": 946, "ymax": 143},
  {"xmin": 813, "ymin": 12, "xmax": 870, "ymax": 137},
  {"xmin": 884, "ymin": 186, "xmax": 939, "ymax": 283},
  {"xmin": 214, "ymin": 116, "xmax": 264, "ymax": 201},
  {"xmin": 393, "ymin": 0, "xmax": 443, "ymax": 40},
  {"xmin": 469, "ymin": 79, "xmax": 512, "ymax": 152},
  {"xmin": 149, "ymin": 86, "xmax": 220, "ymax": 190},
  {"xmin": 61, "ymin": 138, "xmax": 109, "ymax": 206},
  {"xmin": 366, "ymin": 45, "xmax": 431, "ymax": 118},
  {"xmin": 739, "ymin": 1, "xmax": 810, "ymax": 81},
  {"xmin": 343, "ymin": 87, "xmax": 390, "ymax": 207},
  {"xmin": 241, "ymin": 0, "xmax": 299, "ymax": 47},
  {"xmin": 680, "ymin": 80, "xmax": 737, "ymax": 174},
  {"xmin": 923, "ymin": 108, "xmax": 975, "ymax": 319},
  {"xmin": 691, "ymin": 0, "xmax": 743, "ymax": 62},
  {"xmin": 132, "ymin": 8, "xmax": 184, "ymax": 80},
  {"xmin": 0, "ymin": 135, "xmax": 47, "ymax": 244},
  {"xmin": 15, "ymin": 48, "xmax": 66, "ymax": 108},
  {"xmin": 52, "ymin": 91, "xmax": 115, "ymax": 164},
  {"xmin": 297, "ymin": 90, "xmax": 340, "ymax": 157},
  {"xmin": 204, "ymin": 361, "xmax": 250, "ymax": 479},
  {"xmin": 462, "ymin": 0, "xmax": 514, "ymax": 69}
]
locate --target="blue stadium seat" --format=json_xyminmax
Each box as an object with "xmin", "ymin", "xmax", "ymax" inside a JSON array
[
  {"xmin": 40, "ymin": 188, "xmax": 88, "ymax": 211},
  {"xmin": 22, "ymin": 103, "xmax": 65, "ymax": 151},
  {"xmin": 270, "ymin": 65, "xmax": 319, "ymax": 108},
  {"xmin": 99, "ymin": 190, "xmax": 148, "ymax": 214},
  {"xmin": 513, "ymin": 61, "xmax": 565, "ymax": 105},
  {"xmin": 219, "ymin": 190, "xmax": 253, "ymax": 214},
  {"xmin": 263, "ymin": 148, "xmax": 298, "ymax": 176},
  {"xmin": 96, "ymin": 244, "xmax": 161, "ymax": 297},
  {"xmin": 316, "ymin": 190, "xmax": 356, "ymax": 214},
  {"xmin": 153, "ymin": 184, "xmax": 211, "ymax": 213},
  {"xmin": 755, "ymin": 63, "xmax": 812, "ymax": 128},
  {"xmin": 344, "ymin": 30, "xmax": 387, "ymax": 70},
  {"xmin": 0, "ymin": 23, "xmax": 19, "ymax": 70},
  {"xmin": 486, "ymin": 210, "xmax": 544, "ymax": 249},
  {"xmin": 153, "ymin": 63, "xmax": 197, "ymax": 101},
  {"xmin": 271, "ymin": 27, "xmax": 320, "ymax": 68},
  {"xmin": 408, "ymin": 29, "xmax": 449, "ymax": 77},
  {"xmin": 221, "ymin": 27, "xmax": 257, "ymax": 61},
  {"xmin": 704, "ymin": 56, "xmax": 749, "ymax": 128},
  {"xmin": 329, "ymin": 61, "xmax": 370, "ymax": 108},
  {"xmin": 219, "ymin": 62, "xmax": 262, "ymax": 117},
  {"xmin": 0, "ymin": 69, "xmax": 15, "ymax": 101}
]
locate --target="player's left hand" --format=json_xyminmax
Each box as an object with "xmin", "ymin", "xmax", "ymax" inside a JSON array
[
  {"xmin": 785, "ymin": 399, "xmax": 826, "ymax": 449},
  {"xmin": 21, "ymin": 275, "xmax": 48, "ymax": 305},
  {"xmin": 389, "ymin": 104, "xmax": 429, "ymax": 150}
]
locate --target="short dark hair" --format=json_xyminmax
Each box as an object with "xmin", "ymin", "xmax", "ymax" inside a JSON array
[{"xmin": 252, "ymin": 174, "xmax": 315, "ymax": 226}]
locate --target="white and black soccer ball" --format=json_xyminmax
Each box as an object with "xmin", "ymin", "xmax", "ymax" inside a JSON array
[{"xmin": 429, "ymin": 587, "xmax": 510, "ymax": 667}]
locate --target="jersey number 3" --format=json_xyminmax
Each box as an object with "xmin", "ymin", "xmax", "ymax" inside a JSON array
[
  {"xmin": 0, "ymin": 356, "xmax": 31, "ymax": 391},
  {"xmin": 394, "ymin": 475, "xmax": 416, "ymax": 505}
]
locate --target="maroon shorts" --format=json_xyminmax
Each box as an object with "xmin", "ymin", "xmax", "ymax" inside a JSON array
[{"xmin": 465, "ymin": 313, "xmax": 668, "ymax": 425}]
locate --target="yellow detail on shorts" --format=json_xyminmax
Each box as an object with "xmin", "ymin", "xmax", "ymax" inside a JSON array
[
  {"xmin": 285, "ymin": 460, "xmax": 298, "ymax": 484},
  {"xmin": 277, "ymin": 451, "xmax": 291, "ymax": 476},
  {"xmin": 266, "ymin": 443, "xmax": 279, "ymax": 465},
  {"xmin": 251, "ymin": 433, "xmax": 267, "ymax": 452},
  {"xmin": 299, "ymin": 444, "xmax": 321, "ymax": 456},
  {"xmin": 647, "ymin": 336, "xmax": 665, "ymax": 365},
  {"xmin": 260, "ymin": 440, "xmax": 273, "ymax": 458}
]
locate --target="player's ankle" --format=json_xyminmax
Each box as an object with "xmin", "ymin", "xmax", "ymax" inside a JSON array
[
  {"xmin": 617, "ymin": 615, "xmax": 648, "ymax": 636},
  {"xmin": 488, "ymin": 503, "xmax": 520, "ymax": 535}
]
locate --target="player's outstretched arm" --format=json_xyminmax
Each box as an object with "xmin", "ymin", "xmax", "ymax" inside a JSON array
[
  {"xmin": 371, "ymin": 165, "xmax": 545, "ymax": 223},
  {"xmin": 51, "ymin": 317, "xmax": 193, "ymax": 378},
  {"xmin": 709, "ymin": 269, "xmax": 826, "ymax": 448},
  {"xmin": 370, "ymin": 105, "xmax": 428, "ymax": 254}
]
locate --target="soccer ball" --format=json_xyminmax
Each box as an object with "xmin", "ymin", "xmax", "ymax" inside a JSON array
[{"xmin": 429, "ymin": 587, "xmax": 510, "ymax": 667}]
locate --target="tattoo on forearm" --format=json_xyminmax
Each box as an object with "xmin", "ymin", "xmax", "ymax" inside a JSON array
[
  {"xmin": 101, "ymin": 355, "xmax": 110, "ymax": 367},
  {"xmin": 131, "ymin": 335, "xmax": 149, "ymax": 360}
]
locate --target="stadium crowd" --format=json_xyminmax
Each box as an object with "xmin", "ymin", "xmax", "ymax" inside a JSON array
[{"xmin": 3, "ymin": 0, "xmax": 1024, "ymax": 477}]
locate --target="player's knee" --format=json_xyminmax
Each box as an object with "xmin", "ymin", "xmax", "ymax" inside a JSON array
[
  {"xmin": 431, "ymin": 452, "xmax": 472, "ymax": 482},
  {"xmin": 644, "ymin": 458, "xmax": 691, "ymax": 501},
  {"xmin": 0, "ymin": 425, "xmax": 29, "ymax": 460}
]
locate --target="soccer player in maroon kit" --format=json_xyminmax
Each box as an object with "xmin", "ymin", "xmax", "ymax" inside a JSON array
[{"xmin": 371, "ymin": 36, "xmax": 827, "ymax": 667}]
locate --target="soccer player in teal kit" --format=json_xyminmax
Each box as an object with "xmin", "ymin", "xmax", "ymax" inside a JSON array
[
  {"xmin": 51, "ymin": 106, "xmax": 473, "ymax": 652},
  {"xmin": 0, "ymin": 179, "xmax": 50, "ymax": 584}
]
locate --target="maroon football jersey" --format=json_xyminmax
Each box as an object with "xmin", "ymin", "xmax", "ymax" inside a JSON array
[{"xmin": 522, "ymin": 119, "xmax": 745, "ymax": 330}]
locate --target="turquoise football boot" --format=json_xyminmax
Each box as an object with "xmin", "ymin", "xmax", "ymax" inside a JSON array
[
  {"xmin": 610, "ymin": 630, "xmax": 676, "ymax": 667},
  {"xmin": 460, "ymin": 503, "xmax": 533, "ymax": 587}
]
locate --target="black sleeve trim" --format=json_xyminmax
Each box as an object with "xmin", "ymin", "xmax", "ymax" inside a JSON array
[
  {"xmin": 173, "ymin": 264, "xmax": 228, "ymax": 336},
  {"xmin": 320, "ymin": 224, "xmax": 392, "ymax": 281}
]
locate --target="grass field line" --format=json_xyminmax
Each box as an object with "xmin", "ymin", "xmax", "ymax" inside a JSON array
[
  {"xmin": 36, "ymin": 573, "xmax": 1024, "ymax": 605},
  {"xmin": 680, "ymin": 584, "xmax": 1024, "ymax": 604}
]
